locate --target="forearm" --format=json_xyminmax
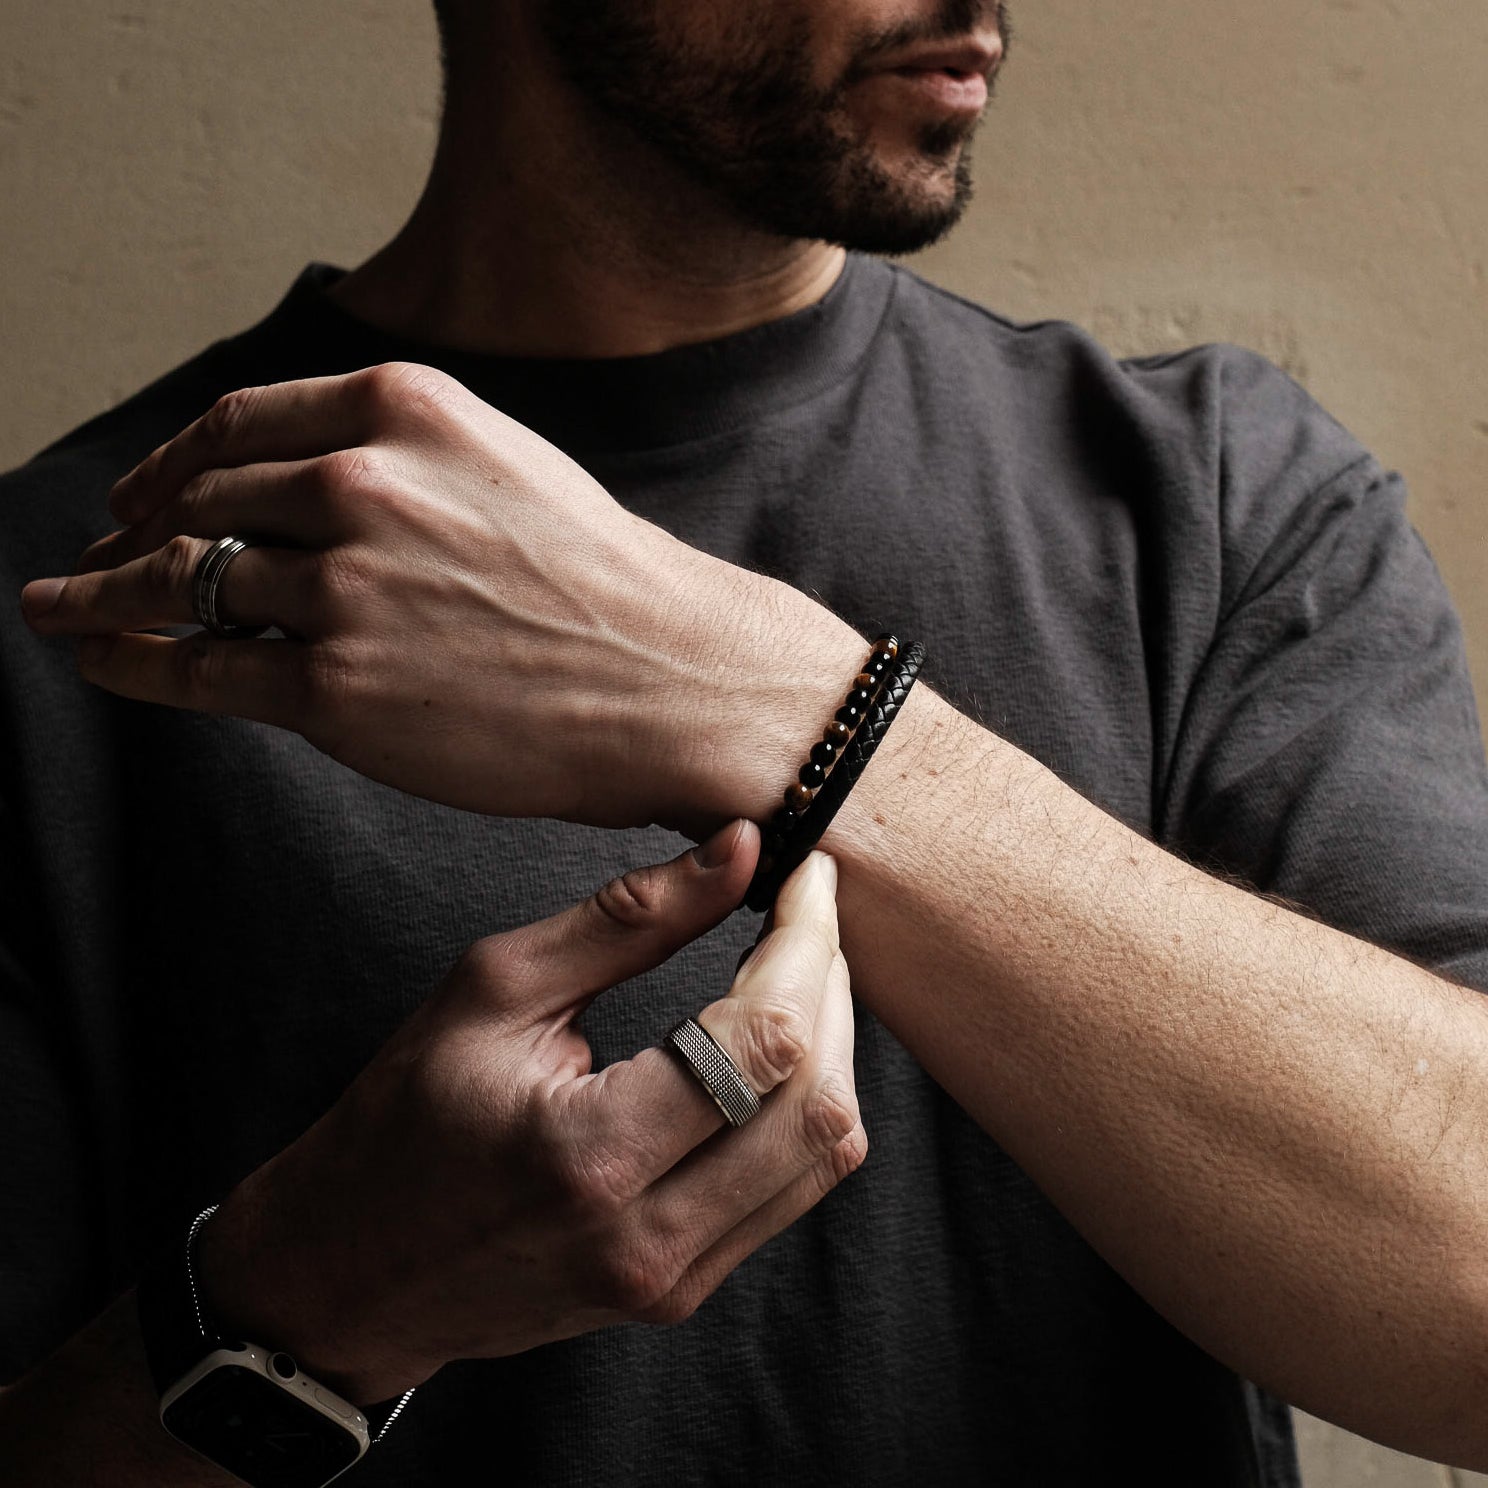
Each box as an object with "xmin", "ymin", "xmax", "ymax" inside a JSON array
[
  {"xmin": 821, "ymin": 683, "xmax": 1488, "ymax": 1467},
  {"xmin": 0, "ymin": 1291, "xmax": 238, "ymax": 1485}
]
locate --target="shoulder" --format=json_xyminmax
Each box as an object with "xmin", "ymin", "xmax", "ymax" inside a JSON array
[
  {"xmin": 881, "ymin": 263, "xmax": 1392, "ymax": 609},
  {"xmin": 885, "ymin": 260, "xmax": 1358, "ymax": 459}
]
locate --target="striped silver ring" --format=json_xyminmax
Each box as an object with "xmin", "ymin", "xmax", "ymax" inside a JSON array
[
  {"xmin": 191, "ymin": 535, "xmax": 268, "ymax": 639},
  {"xmin": 666, "ymin": 1017, "xmax": 762, "ymax": 1129}
]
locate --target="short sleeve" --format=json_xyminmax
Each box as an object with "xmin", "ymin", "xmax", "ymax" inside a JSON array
[{"xmin": 1163, "ymin": 454, "xmax": 1488, "ymax": 993}]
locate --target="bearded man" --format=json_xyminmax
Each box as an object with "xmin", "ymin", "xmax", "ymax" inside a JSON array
[{"xmin": 4, "ymin": 2, "xmax": 1488, "ymax": 1485}]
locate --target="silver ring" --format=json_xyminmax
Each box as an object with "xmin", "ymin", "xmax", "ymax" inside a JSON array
[
  {"xmin": 666, "ymin": 1017, "xmax": 761, "ymax": 1129},
  {"xmin": 192, "ymin": 535, "xmax": 268, "ymax": 639}
]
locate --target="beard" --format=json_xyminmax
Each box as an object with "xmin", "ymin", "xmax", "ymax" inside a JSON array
[{"xmin": 536, "ymin": 0, "xmax": 1007, "ymax": 256}]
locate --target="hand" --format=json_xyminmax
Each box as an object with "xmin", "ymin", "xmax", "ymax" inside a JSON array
[
  {"xmin": 196, "ymin": 820, "xmax": 864, "ymax": 1405},
  {"xmin": 20, "ymin": 363, "xmax": 865, "ymax": 833}
]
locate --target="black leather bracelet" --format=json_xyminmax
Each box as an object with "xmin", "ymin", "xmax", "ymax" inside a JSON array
[{"xmin": 746, "ymin": 639, "xmax": 924, "ymax": 912}]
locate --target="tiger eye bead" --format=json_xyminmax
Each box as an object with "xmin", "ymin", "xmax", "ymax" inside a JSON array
[
  {"xmin": 785, "ymin": 782, "xmax": 814, "ymax": 813},
  {"xmin": 824, "ymin": 719, "xmax": 852, "ymax": 745},
  {"xmin": 872, "ymin": 635, "xmax": 899, "ymax": 660},
  {"xmin": 798, "ymin": 760, "xmax": 826, "ymax": 790},
  {"xmin": 810, "ymin": 740, "xmax": 837, "ymax": 769},
  {"xmin": 853, "ymin": 672, "xmax": 877, "ymax": 692}
]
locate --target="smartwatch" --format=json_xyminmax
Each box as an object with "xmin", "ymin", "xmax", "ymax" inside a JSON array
[{"xmin": 136, "ymin": 1205, "xmax": 413, "ymax": 1488}]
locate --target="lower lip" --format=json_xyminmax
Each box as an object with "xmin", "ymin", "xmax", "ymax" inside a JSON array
[{"xmin": 881, "ymin": 68, "xmax": 988, "ymax": 114}]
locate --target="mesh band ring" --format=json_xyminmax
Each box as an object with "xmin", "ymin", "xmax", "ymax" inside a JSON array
[
  {"xmin": 666, "ymin": 1017, "xmax": 762, "ymax": 1129},
  {"xmin": 191, "ymin": 534, "xmax": 269, "ymax": 639}
]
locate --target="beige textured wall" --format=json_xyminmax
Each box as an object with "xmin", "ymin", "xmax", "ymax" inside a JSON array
[{"xmin": 3, "ymin": 2, "xmax": 1486, "ymax": 1482}]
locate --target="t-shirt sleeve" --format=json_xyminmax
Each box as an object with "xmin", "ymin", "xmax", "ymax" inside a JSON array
[{"xmin": 1161, "ymin": 390, "xmax": 1488, "ymax": 993}]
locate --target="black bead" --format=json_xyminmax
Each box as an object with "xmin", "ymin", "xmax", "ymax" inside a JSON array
[
  {"xmin": 762, "ymin": 828, "xmax": 787, "ymax": 856},
  {"xmin": 835, "ymin": 703, "xmax": 863, "ymax": 728},
  {"xmin": 770, "ymin": 806, "xmax": 797, "ymax": 834},
  {"xmin": 844, "ymin": 686, "xmax": 872, "ymax": 713},
  {"xmin": 861, "ymin": 655, "xmax": 889, "ymax": 685},
  {"xmin": 798, "ymin": 760, "xmax": 826, "ymax": 790},
  {"xmin": 810, "ymin": 740, "xmax": 837, "ymax": 769}
]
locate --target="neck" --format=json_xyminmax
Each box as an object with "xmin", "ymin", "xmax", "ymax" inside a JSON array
[{"xmin": 326, "ymin": 45, "xmax": 847, "ymax": 360}]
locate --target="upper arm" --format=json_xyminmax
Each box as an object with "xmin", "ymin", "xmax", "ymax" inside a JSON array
[{"xmin": 1164, "ymin": 447, "xmax": 1488, "ymax": 991}]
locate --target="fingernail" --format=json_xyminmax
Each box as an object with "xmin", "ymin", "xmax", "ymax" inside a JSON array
[
  {"xmin": 20, "ymin": 578, "xmax": 64, "ymax": 621},
  {"xmin": 811, "ymin": 852, "xmax": 839, "ymax": 893},
  {"xmin": 693, "ymin": 819, "xmax": 743, "ymax": 871}
]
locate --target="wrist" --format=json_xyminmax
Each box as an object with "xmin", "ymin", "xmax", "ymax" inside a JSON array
[
  {"xmin": 194, "ymin": 1163, "xmax": 427, "ymax": 1407},
  {"xmin": 668, "ymin": 567, "xmax": 870, "ymax": 832}
]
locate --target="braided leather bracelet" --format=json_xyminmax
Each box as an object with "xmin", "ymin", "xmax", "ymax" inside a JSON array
[{"xmin": 745, "ymin": 639, "xmax": 925, "ymax": 912}]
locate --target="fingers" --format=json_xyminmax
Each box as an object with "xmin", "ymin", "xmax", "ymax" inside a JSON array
[
  {"xmin": 23, "ymin": 537, "xmax": 323, "ymax": 638},
  {"xmin": 644, "ymin": 1115, "xmax": 868, "ymax": 1328},
  {"xmin": 71, "ymin": 630, "xmax": 308, "ymax": 731},
  {"xmin": 80, "ymin": 457, "xmax": 357, "ymax": 577},
  {"xmin": 636, "ymin": 932, "xmax": 859, "ymax": 1256},
  {"xmin": 107, "ymin": 362, "xmax": 460, "ymax": 525},
  {"xmin": 554, "ymin": 851, "xmax": 847, "ymax": 1200},
  {"xmin": 696, "ymin": 852, "xmax": 839, "ymax": 1091},
  {"xmin": 480, "ymin": 820, "xmax": 760, "ymax": 1022}
]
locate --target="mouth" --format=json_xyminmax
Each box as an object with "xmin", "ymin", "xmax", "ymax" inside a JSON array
[
  {"xmin": 856, "ymin": 33, "xmax": 1001, "ymax": 116},
  {"xmin": 875, "ymin": 36, "xmax": 1002, "ymax": 81}
]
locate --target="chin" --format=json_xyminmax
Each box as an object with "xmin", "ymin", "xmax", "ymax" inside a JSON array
[{"xmin": 823, "ymin": 145, "xmax": 974, "ymax": 256}]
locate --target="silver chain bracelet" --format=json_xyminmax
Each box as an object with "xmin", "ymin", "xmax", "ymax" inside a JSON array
[{"xmin": 185, "ymin": 1204, "xmax": 416, "ymax": 1445}]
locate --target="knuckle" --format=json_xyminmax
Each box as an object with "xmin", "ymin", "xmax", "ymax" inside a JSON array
[
  {"xmin": 176, "ymin": 467, "xmax": 221, "ymax": 521},
  {"xmin": 204, "ymin": 386, "xmax": 258, "ymax": 445},
  {"xmin": 313, "ymin": 446, "xmax": 390, "ymax": 507},
  {"xmin": 591, "ymin": 867, "xmax": 663, "ymax": 934},
  {"xmin": 594, "ymin": 1241, "xmax": 676, "ymax": 1317},
  {"xmin": 153, "ymin": 534, "xmax": 202, "ymax": 594},
  {"xmin": 454, "ymin": 932, "xmax": 526, "ymax": 991},
  {"xmin": 735, "ymin": 1001, "xmax": 810, "ymax": 1089},
  {"xmin": 636, "ymin": 1279, "xmax": 702, "ymax": 1328},
  {"xmin": 829, "ymin": 1123, "xmax": 869, "ymax": 1185},
  {"xmin": 173, "ymin": 634, "xmax": 229, "ymax": 705},
  {"xmin": 801, "ymin": 1080, "xmax": 859, "ymax": 1156},
  {"xmin": 357, "ymin": 362, "xmax": 456, "ymax": 426}
]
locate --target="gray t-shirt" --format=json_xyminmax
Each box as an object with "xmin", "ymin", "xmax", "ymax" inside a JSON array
[{"xmin": 4, "ymin": 254, "xmax": 1487, "ymax": 1485}]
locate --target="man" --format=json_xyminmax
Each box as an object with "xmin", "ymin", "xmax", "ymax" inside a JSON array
[{"xmin": 5, "ymin": 0, "xmax": 1488, "ymax": 1483}]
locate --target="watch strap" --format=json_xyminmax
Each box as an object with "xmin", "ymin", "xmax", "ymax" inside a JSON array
[
  {"xmin": 137, "ymin": 1203, "xmax": 417, "ymax": 1443},
  {"xmin": 136, "ymin": 1205, "xmax": 226, "ymax": 1394}
]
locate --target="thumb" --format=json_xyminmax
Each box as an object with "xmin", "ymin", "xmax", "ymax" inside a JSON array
[{"xmin": 502, "ymin": 819, "xmax": 759, "ymax": 1018}]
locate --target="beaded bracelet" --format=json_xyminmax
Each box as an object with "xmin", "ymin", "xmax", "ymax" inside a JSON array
[{"xmin": 745, "ymin": 636, "xmax": 924, "ymax": 913}]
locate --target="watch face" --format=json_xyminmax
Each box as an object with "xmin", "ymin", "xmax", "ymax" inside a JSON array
[{"xmin": 162, "ymin": 1364, "xmax": 363, "ymax": 1488}]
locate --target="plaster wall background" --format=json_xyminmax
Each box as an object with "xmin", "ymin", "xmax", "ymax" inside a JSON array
[{"xmin": 3, "ymin": 2, "xmax": 1486, "ymax": 1482}]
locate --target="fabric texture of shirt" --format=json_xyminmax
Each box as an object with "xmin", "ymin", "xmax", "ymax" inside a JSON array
[{"xmin": 3, "ymin": 253, "xmax": 1487, "ymax": 1485}]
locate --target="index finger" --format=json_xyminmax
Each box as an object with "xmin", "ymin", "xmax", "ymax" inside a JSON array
[
  {"xmin": 107, "ymin": 363, "xmax": 437, "ymax": 525},
  {"xmin": 559, "ymin": 851, "xmax": 843, "ymax": 1185}
]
